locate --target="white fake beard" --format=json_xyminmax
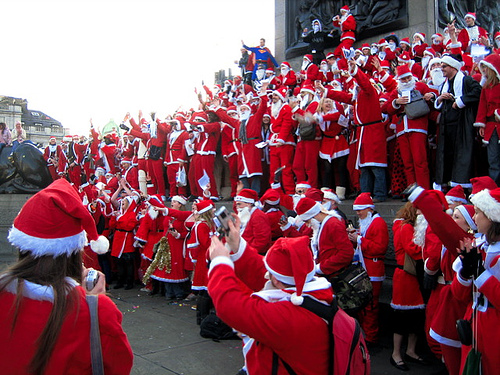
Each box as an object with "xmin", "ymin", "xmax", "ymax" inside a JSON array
[
  {"xmin": 271, "ymin": 99, "xmax": 283, "ymax": 118},
  {"xmin": 281, "ymin": 67, "xmax": 289, "ymax": 76},
  {"xmin": 413, "ymin": 214, "xmax": 428, "ymax": 247},
  {"xmin": 388, "ymin": 42, "xmax": 396, "ymax": 51},
  {"xmin": 300, "ymin": 94, "xmax": 312, "ymax": 110},
  {"xmin": 237, "ymin": 206, "xmax": 251, "ymax": 227},
  {"xmin": 370, "ymin": 47, "xmax": 378, "ymax": 55},
  {"xmin": 421, "ymin": 56, "xmax": 431, "ymax": 69},
  {"xmin": 308, "ymin": 218, "xmax": 321, "ymax": 234},
  {"xmin": 239, "ymin": 110, "xmax": 250, "ymax": 121},
  {"xmin": 320, "ymin": 64, "xmax": 328, "ymax": 72},
  {"xmin": 148, "ymin": 206, "xmax": 158, "ymax": 220},
  {"xmin": 301, "ymin": 60, "xmax": 310, "ymax": 71},
  {"xmin": 322, "ymin": 201, "xmax": 332, "ymax": 211},
  {"xmin": 432, "ymin": 39, "xmax": 441, "ymax": 46},
  {"xmin": 313, "ymin": 25, "xmax": 320, "ymax": 33},
  {"xmin": 496, "ymin": 39, "xmax": 500, "ymax": 48},
  {"xmin": 480, "ymin": 74, "xmax": 487, "ymax": 87},
  {"xmin": 256, "ymin": 69, "xmax": 266, "ymax": 81},
  {"xmin": 358, "ymin": 211, "xmax": 373, "ymax": 236},
  {"xmin": 431, "ymin": 68, "xmax": 446, "ymax": 86},
  {"xmin": 397, "ymin": 77, "xmax": 416, "ymax": 92}
]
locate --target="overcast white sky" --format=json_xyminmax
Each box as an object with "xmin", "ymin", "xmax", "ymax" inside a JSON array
[{"xmin": 1, "ymin": 0, "xmax": 275, "ymax": 134}]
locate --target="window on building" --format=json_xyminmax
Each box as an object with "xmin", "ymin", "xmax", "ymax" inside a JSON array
[{"xmin": 35, "ymin": 123, "xmax": 43, "ymax": 132}]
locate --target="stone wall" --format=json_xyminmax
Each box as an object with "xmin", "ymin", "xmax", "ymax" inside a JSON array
[{"xmin": 0, "ymin": 195, "xmax": 30, "ymax": 269}]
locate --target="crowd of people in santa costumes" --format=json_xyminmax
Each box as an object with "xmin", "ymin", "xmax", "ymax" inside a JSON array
[{"xmin": 7, "ymin": 4, "xmax": 498, "ymax": 373}]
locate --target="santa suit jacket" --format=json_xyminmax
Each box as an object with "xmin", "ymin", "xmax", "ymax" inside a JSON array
[
  {"xmin": 135, "ymin": 210, "xmax": 165, "ymax": 261},
  {"xmin": 391, "ymin": 219, "xmax": 425, "ymax": 309},
  {"xmin": 166, "ymin": 129, "xmax": 190, "ymax": 164},
  {"xmin": 43, "ymin": 144, "xmax": 63, "ymax": 167},
  {"xmin": 333, "ymin": 13, "xmax": 356, "ymax": 42},
  {"xmin": 208, "ymin": 241, "xmax": 332, "ymax": 375},
  {"xmin": 383, "ymin": 81, "xmax": 437, "ymax": 137},
  {"xmin": 270, "ymin": 103, "xmax": 295, "ymax": 146},
  {"xmin": 327, "ymin": 66, "xmax": 386, "ymax": 168},
  {"xmin": 473, "ymin": 82, "xmax": 500, "ymax": 144},
  {"xmin": 458, "ymin": 26, "xmax": 488, "ymax": 52},
  {"xmin": 0, "ymin": 284, "xmax": 132, "ymax": 375},
  {"xmin": 109, "ymin": 205, "xmax": 138, "ymax": 258},
  {"xmin": 193, "ymin": 121, "xmax": 221, "ymax": 155},
  {"xmin": 277, "ymin": 70, "xmax": 297, "ymax": 90},
  {"xmin": 315, "ymin": 215, "xmax": 354, "ymax": 276},
  {"xmin": 315, "ymin": 104, "xmax": 349, "ymax": 161},
  {"xmin": 357, "ymin": 214, "xmax": 388, "ymax": 281},
  {"xmin": 241, "ymin": 207, "xmax": 272, "ymax": 254},
  {"xmin": 186, "ymin": 220, "xmax": 212, "ymax": 290}
]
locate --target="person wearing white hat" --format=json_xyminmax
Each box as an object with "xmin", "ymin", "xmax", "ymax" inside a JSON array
[
  {"xmin": 43, "ymin": 135, "xmax": 63, "ymax": 182},
  {"xmin": 457, "ymin": 12, "xmax": 489, "ymax": 53},
  {"xmin": 434, "ymin": 53, "xmax": 482, "ymax": 189},
  {"xmin": 1, "ymin": 179, "xmax": 132, "ymax": 374}
]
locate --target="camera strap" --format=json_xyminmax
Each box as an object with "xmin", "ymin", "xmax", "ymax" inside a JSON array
[{"xmin": 86, "ymin": 295, "xmax": 105, "ymax": 375}]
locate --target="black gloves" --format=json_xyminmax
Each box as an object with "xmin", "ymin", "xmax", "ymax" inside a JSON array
[{"xmin": 460, "ymin": 247, "xmax": 483, "ymax": 280}]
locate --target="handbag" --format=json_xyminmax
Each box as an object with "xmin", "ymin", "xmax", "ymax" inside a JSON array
[
  {"xmin": 87, "ymin": 295, "xmax": 104, "ymax": 375},
  {"xmin": 403, "ymin": 253, "xmax": 417, "ymax": 276},
  {"xmin": 329, "ymin": 262, "xmax": 373, "ymax": 315},
  {"xmin": 462, "ymin": 349, "xmax": 481, "ymax": 375},
  {"xmin": 403, "ymin": 89, "xmax": 430, "ymax": 120},
  {"xmin": 176, "ymin": 166, "xmax": 187, "ymax": 187}
]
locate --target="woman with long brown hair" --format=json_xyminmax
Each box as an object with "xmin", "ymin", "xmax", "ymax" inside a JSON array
[{"xmin": 0, "ymin": 179, "xmax": 132, "ymax": 374}]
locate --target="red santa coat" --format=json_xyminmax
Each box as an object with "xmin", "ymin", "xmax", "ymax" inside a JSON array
[
  {"xmin": 458, "ymin": 26, "xmax": 488, "ymax": 52},
  {"xmin": 452, "ymin": 239, "xmax": 500, "ymax": 374},
  {"xmin": 315, "ymin": 215, "xmax": 354, "ymax": 276},
  {"xmin": 316, "ymin": 105, "xmax": 349, "ymax": 161},
  {"xmin": 186, "ymin": 220, "xmax": 212, "ymax": 290},
  {"xmin": 121, "ymin": 165, "xmax": 139, "ymax": 191},
  {"xmin": 151, "ymin": 216, "xmax": 189, "ymax": 283},
  {"xmin": 43, "ymin": 144, "xmax": 63, "ymax": 180},
  {"xmin": 357, "ymin": 214, "xmax": 388, "ymax": 281},
  {"xmin": 241, "ymin": 207, "xmax": 272, "ymax": 254},
  {"xmin": 99, "ymin": 141, "xmax": 118, "ymax": 173},
  {"xmin": 300, "ymin": 62, "xmax": 320, "ymax": 86},
  {"xmin": 391, "ymin": 219, "xmax": 425, "ymax": 309},
  {"xmin": 135, "ymin": 209, "xmax": 165, "ymax": 261},
  {"xmin": 207, "ymin": 243, "xmax": 332, "ymax": 375},
  {"xmin": 327, "ymin": 66, "xmax": 386, "ymax": 168},
  {"xmin": 333, "ymin": 13, "xmax": 356, "ymax": 43},
  {"xmin": 270, "ymin": 104, "xmax": 295, "ymax": 146},
  {"xmin": 474, "ymin": 81, "xmax": 500, "ymax": 144},
  {"xmin": 109, "ymin": 204, "xmax": 138, "ymax": 258},
  {"xmin": 0, "ymin": 285, "xmax": 132, "ymax": 375},
  {"xmin": 277, "ymin": 70, "xmax": 297, "ymax": 91}
]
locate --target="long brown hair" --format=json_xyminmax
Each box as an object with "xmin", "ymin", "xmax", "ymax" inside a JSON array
[
  {"xmin": 482, "ymin": 65, "xmax": 499, "ymax": 88},
  {"xmin": 0, "ymin": 251, "xmax": 82, "ymax": 374},
  {"xmin": 395, "ymin": 201, "xmax": 418, "ymax": 225}
]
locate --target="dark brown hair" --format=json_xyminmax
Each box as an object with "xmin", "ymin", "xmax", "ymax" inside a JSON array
[
  {"xmin": 486, "ymin": 221, "xmax": 500, "ymax": 245},
  {"xmin": 0, "ymin": 251, "xmax": 82, "ymax": 374}
]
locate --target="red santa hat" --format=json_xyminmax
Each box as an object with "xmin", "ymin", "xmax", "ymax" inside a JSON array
[
  {"xmin": 295, "ymin": 197, "xmax": 322, "ymax": 222},
  {"xmin": 121, "ymin": 157, "xmax": 132, "ymax": 164},
  {"xmin": 239, "ymin": 103, "xmax": 251, "ymax": 111},
  {"xmin": 361, "ymin": 43, "xmax": 370, "ymax": 50},
  {"xmin": 399, "ymin": 52, "xmax": 413, "ymax": 63},
  {"xmin": 265, "ymin": 68, "xmax": 274, "ymax": 75},
  {"xmin": 441, "ymin": 55, "xmax": 463, "ymax": 71},
  {"xmin": 326, "ymin": 52, "xmax": 336, "ymax": 59},
  {"xmin": 192, "ymin": 111, "xmax": 208, "ymax": 123},
  {"xmin": 304, "ymin": 54, "xmax": 313, "ymax": 62},
  {"xmin": 235, "ymin": 189, "xmax": 258, "ymax": 204},
  {"xmin": 456, "ymin": 204, "xmax": 477, "ymax": 231},
  {"xmin": 264, "ymin": 236, "xmax": 316, "ymax": 305},
  {"xmin": 423, "ymin": 48, "xmax": 436, "ymax": 57},
  {"xmin": 196, "ymin": 199, "xmax": 214, "ymax": 214},
  {"xmin": 233, "ymin": 76, "xmax": 243, "ymax": 85},
  {"xmin": 431, "ymin": 33, "xmax": 443, "ymax": 40},
  {"xmin": 400, "ymin": 37, "xmax": 411, "ymax": 46},
  {"xmin": 8, "ymin": 179, "xmax": 109, "ymax": 257},
  {"xmin": 300, "ymin": 84, "xmax": 315, "ymax": 96},
  {"xmin": 471, "ymin": 188, "xmax": 500, "ymax": 223},
  {"xmin": 296, "ymin": 181, "xmax": 311, "ymax": 190},
  {"xmin": 396, "ymin": 64, "xmax": 413, "ymax": 79},
  {"xmin": 273, "ymin": 87, "xmax": 288, "ymax": 102},
  {"xmin": 140, "ymin": 118, "xmax": 149, "ymax": 126},
  {"xmin": 445, "ymin": 185, "xmax": 467, "ymax": 204},
  {"xmin": 171, "ymin": 195, "xmax": 187, "ymax": 206},
  {"xmin": 428, "ymin": 190, "xmax": 452, "ymax": 214},
  {"xmin": 322, "ymin": 188, "xmax": 341, "ymax": 204},
  {"xmin": 281, "ymin": 61, "xmax": 291, "ymax": 68},
  {"xmin": 429, "ymin": 57, "xmax": 442, "ymax": 69},
  {"xmin": 378, "ymin": 38, "xmax": 389, "ymax": 47},
  {"xmin": 305, "ymin": 188, "xmax": 324, "ymax": 203},
  {"xmin": 464, "ymin": 12, "xmax": 476, "ymax": 21},
  {"xmin": 147, "ymin": 194, "xmax": 165, "ymax": 208},
  {"xmin": 495, "ymin": 32, "xmax": 500, "ymax": 41},
  {"xmin": 470, "ymin": 176, "xmax": 498, "ymax": 196},
  {"xmin": 260, "ymin": 189, "xmax": 280, "ymax": 205},
  {"xmin": 353, "ymin": 193, "xmax": 375, "ymax": 210},
  {"xmin": 380, "ymin": 60, "xmax": 391, "ymax": 70},
  {"xmin": 413, "ymin": 32, "xmax": 426, "ymax": 42},
  {"xmin": 49, "ymin": 136, "xmax": 57, "ymax": 141},
  {"xmin": 292, "ymin": 86, "xmax": 301, "ymax": 97},
  {"xmin": 479, "ymin": 53, "xmax": 500, "ymax": 82},
  {"xmin": 226, "ymin": 106, "xmax": 238, "ymax": 115},
  {"xmin": 340, "ymin": 5, "xmax": 350, "ymax": 13},
  {"xmin": 63, "ymin": 135, "xmax": 73, "ymax": 143}
]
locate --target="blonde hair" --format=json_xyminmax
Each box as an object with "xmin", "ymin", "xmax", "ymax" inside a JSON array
[
  {"xmin": 481, "ymin": 64, "xmax": 499, "ymax": 88},
  {"xmin": 317, "ymin": 97, "xmax": 334, "ymax": 114}
]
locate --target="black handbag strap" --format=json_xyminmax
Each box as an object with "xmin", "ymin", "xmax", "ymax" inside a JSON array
[{"xmin": 87, "ymin": 295, "xmax": 104, "ymax": 375}]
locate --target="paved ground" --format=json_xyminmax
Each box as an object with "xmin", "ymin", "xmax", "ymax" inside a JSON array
[{"xmin": 111, "ymin": 286, "xmax": 446, "ymax": 375}]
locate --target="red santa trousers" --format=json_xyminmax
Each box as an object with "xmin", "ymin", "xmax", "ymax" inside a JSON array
[
  {"xmin": 194, "ymin": 154, "xmax": 218, "ymax": 198},
  {"xmin": 227, "ymin": 154, "xmax": 239, "ymax": 197},
  {"xmin": 358, "ymin": 280, "xmax": 381, "ymax": 343},
  {"xmin": 269, "ymin": 145, "xmax": 295, "ymax": 194},
  {"xmin": 397, "ymin": 132, "xmax": 430, "ymax": 189},
  {"xmin": 167, "ymin": 163, "xmax": 187, "ymax": 197},
  {"xmin": 147, "ymin": 158, "xmax": 166, "ymax": 197},
  {"xmin": 293, "ymin": 140, "xmax": 320, "ymax": 188},
  {"xmin": 68, "ymin": 165, "xmax": 83, "ymax": 188}
]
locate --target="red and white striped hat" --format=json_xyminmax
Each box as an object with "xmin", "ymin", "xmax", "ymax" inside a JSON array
[{"xmin": 353, "ymin": 193, "xmax": 374, "ymax": 210}]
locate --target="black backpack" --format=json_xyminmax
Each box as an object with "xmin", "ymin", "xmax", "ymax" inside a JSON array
[{"xmin": 200, "ymin": 312, "xmax": 237, "ymax": 341}]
